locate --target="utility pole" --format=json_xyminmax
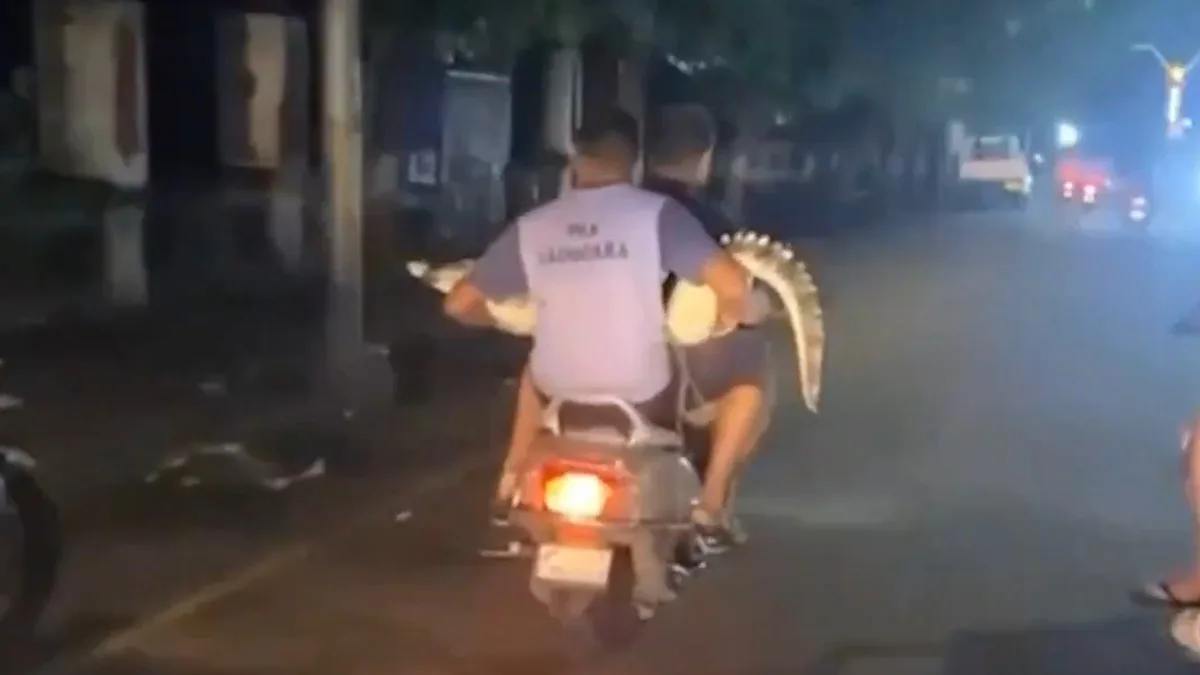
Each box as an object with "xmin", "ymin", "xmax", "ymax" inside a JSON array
[
  {"xmin": 1132, "ymin": 43, "xmax": 1200, "ymax": 139},
  {"xmin": 544, "ymin": 31, "xmax": 582, "ymax": 197},
  {"xmin": 616, "ymin": 0, "xmax": 654, "ymax": 185},
  {"xmin": 321, "ymin": 0, "xmax": 365, "ymax": 398}
]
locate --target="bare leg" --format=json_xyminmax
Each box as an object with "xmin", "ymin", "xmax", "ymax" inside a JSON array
[
  {"xmin": 481, "ymin": 364, "xmax": 544, "ymax": 556},
  {"xmin": 494, "ymin": 363, "xmax": 542, "ymax": 503},
  {"xmin": 696, "ymin": 383, "xmax": 764, "ymax": 522},
  {"xmin": 722, "ymin": 404, "xmax": 769, "ymax": 543},
  {"xmin": 1163, "ymin": 418, "xmax": 1200, "ymax": 598}
]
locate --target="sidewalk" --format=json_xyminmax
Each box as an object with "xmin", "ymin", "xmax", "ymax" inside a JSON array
[
  {"xmin": 22, "ymin": 383, "xmax": 515, "ymax": 673},
  {"xmin": 0, "ymin": 284, "xmax": 526, "ymax": 671}
]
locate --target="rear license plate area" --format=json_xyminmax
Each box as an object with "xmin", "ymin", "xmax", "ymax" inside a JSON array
[{"xmin": 534, "ymin": 544, "xmax": 613, "ymax": 588}]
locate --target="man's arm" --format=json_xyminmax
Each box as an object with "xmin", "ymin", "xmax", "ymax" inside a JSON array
[
  {"xmin": 444, "ymin": 223, "xmax": 529, "ymax": 327},
  {"xmin": 658, "ymin": 199, "xmax": 750, "ymax": 329}
]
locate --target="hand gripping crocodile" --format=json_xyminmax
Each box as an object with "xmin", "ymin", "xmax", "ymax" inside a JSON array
[{"xmin": 406, "ymin": 230, "xmax": 825, "ymax": 412}]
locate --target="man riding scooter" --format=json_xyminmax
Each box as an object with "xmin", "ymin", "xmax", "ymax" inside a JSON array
[{"xmin": 441, "ymin": 108, "xmax": 769, "ymax": 555}]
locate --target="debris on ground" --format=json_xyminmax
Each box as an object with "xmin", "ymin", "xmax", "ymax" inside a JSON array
[{"xmin": 144, "ymin": 442, "xmax": 326, "ymax": 492}]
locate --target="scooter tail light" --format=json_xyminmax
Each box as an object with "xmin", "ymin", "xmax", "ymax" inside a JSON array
[{"xmin": 543, "ymin": 472, "xmax": 612, "ymax": 519}]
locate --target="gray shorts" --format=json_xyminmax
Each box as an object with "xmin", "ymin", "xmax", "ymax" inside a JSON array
[
  {"xmin": 538, "ymin": 328, "xmax": 767, "ymax": 432},
  {"xmin": 679, "ymin": 327, "xmax": 767, "ymax": 403}
]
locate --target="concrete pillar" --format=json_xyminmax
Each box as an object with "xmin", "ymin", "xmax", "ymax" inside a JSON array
[
  {"xmin": 268, "ymin": 16, "xmax": 310, "ymax": 273},
  {"xmin": 268, "ymin": 161, "xmax": 305, "ymax": 271},
  {"xmin": 322, "ymin": 0, "xmax": 366, "ymax": 395},
  {"xmin": 103, "ymin": 201, "xmax": 147, "ymax": 306},
  {"xmin": 543, "ymin": 46, "xmax": 581, "ymax": 194},
  {"xmin": 616, "ymin": 11, "xmax": 652, "ymax": 185},
  {"xmin": 617, "ymin": 57, "xmax": 645, "ymax": 184}
]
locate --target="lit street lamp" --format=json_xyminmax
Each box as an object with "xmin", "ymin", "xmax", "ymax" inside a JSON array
[{"xmin": 1132, "ymin": 43, "xmax": 1200, "ymax": 138}]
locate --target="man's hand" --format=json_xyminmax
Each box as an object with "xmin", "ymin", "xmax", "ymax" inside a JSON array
[
  {"xmin": 445, "ymin": 221, "xmax": 528, "ymax": 328},
  {"xmin": 702, "ymin": 254, "xmax": 751, "ymax": 331},
  {"xmin": 444, "ymin": 279, "xmax": 495, "ymax": 328}
]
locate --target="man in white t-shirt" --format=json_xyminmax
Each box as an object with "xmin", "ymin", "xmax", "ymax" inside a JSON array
[{"xmin": 443, "ymin": 108, "xmax": 763, "ymax": 554}]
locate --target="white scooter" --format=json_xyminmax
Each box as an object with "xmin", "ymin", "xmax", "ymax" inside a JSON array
[{"xmin": 508, "ymin": 393, "xmax": 708, "ymax": 650}]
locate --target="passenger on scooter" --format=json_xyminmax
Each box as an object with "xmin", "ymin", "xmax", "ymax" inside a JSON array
[
  {"xmin": 644, "ymin": 103, "xmax": 772, "ymax": 549},
  {"xmin": 441, "ymin": 108, "xmax": 758, "ymax": 555},
  {"xmin": 644, "ymin": 105, "xmax": 736, "ymax": 240}
]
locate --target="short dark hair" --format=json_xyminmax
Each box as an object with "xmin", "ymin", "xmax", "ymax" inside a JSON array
[
  {"xmin": 647, "ymin": 104, "xmax": 717, "ymax": 166},
  {"xmin": 573, "ymin": 107, "xmax": 640, "ymax": 161}
]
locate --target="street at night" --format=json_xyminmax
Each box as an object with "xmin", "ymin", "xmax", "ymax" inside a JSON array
[
  {"xmin": 20, "ymin": 211, "xmax": 1200, "ymax": 675},
  {"xmin": 9, "ymin": 0, "xmax": 1200, "ymax": 670}
]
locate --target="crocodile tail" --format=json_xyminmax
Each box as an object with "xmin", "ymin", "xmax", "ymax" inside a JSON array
[{"xmin": 720, "ymin": 230, "xmax": 825, "ymax": 412}]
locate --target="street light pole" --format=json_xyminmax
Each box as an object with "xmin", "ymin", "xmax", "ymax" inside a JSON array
[
  {"xmin": 1132, "ymin": 43, "xmax": 1170, "ymax": 69},
  {"xmin": 321, "ymin": 0, "xmax": 365, "ymax": 398},
  {"xmin": 1186, "ymin": 48, "xmax": 1200, "ymax": 72},
  {"xmin": 1132, "ymin": 43, "xmax": 1200, "ymax": 138}
]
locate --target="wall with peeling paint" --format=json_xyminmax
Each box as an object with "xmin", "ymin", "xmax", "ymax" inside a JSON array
[
  {"xmin": 216, "ymin": 11, "xmax": 308, "ymax": 170},
  {"xmin": 36, "ymin": 0, "xmax": 147, "ymax": 188}
]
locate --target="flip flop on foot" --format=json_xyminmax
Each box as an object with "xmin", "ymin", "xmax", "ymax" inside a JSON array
[
  {"xmin": 692, "ymin": 508, "xmax": 735, "ymax": 555},
  {"xmin": 1132, "ymin": 581, "xmax": 1200, "ymax": 608}
]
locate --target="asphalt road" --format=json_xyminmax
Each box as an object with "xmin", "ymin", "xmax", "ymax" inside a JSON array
[{"xmin": 43, "ymin": 211, "xmax": 1200, "ymax": 674}]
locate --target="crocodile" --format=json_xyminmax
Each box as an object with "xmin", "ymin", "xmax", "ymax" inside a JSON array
[{"xmin": 406, "ymin": 229, "xmax": 824, "ymax": 413}]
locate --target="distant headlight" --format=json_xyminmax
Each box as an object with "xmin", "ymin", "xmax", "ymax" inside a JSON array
[{"xmin": 1056, "ymin": 122, "xmax": 1080, "ymax": 148}]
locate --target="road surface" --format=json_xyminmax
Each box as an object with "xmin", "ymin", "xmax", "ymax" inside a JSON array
[{"xmin": 40, "ymin": 212, "xmax": 1200, "ymax": 674}]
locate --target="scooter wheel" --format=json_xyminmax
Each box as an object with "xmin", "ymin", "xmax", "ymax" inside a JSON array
[
  {"xmin": 581, "ymin": 601, "xmax": 643, "ymax": 653},
  {"xmin": 550, "ymin": 551, "xmax": 645, "ymax": 655},
  {"xmin": 549, "ymin": 591, "xmax": 615, "ymax": 661}
]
